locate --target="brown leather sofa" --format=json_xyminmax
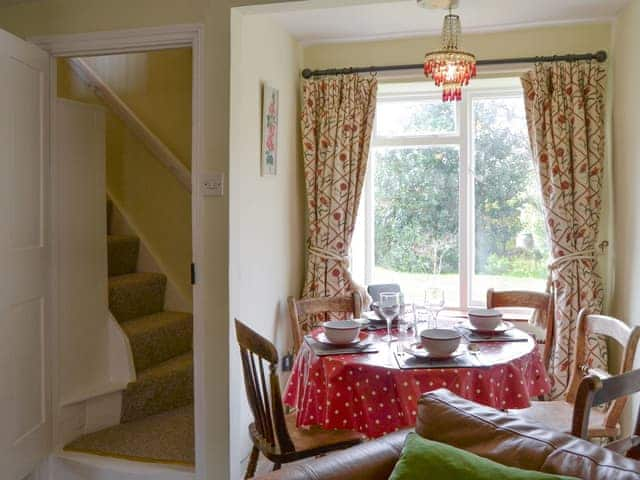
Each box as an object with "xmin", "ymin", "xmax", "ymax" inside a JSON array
[{"xmin": 257, "ymin": 389, "xmax": 640, "ymax": 479}]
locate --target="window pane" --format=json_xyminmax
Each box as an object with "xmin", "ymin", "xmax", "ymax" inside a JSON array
[
  {"xmin": 376, "ymin": 100, "xmax": 456, "ymax": 137},
  {"xmin": 472, "ymin": 97, "xmax": 549, "ymax": 303},
  {"xmin": 373, "ymin": 146, "xmax": 460, "ymax": 306}
]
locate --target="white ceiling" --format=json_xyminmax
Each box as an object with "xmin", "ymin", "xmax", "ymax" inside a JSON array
[
  {"xmin": 262, "ymin": 0, "xmax": 629, "ymax": 45},
  {"xmin": 0, "ymin": 0, "xmax": 39, "ymax": 6}
]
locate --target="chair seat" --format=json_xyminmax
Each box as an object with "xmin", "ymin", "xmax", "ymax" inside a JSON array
[
  {"xmin": 285, "ymin": 413, "xmax": 366, "ymax": 453},
  {"xmin": 606, "ymin": 435, "xmax": 640, "ymax": 459},
  {"xmin": 249, "ymin": 414, "xmax": 365, "ymax": 464},
  {"xmin": 629, "ymin": 444, "xmax": 640, "ymax": 460},
  {"xmin": 513, "ymin": 401, "xmax": 619, "ymax": 439}
]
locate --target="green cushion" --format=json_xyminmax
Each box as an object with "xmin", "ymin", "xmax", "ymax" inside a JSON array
[{"xmin": 389, "ymin": 433, "xmax": 578, "ymax": 480}]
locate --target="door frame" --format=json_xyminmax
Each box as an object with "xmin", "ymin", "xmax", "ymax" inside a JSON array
[{"xmin": 29, "ymin": 23, "xmax": 205, "ymax": 471}]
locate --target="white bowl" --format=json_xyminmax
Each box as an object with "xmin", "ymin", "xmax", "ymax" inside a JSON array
[
  {"xmin": 468, "ymin": 309, "xmax": 503, "ymax": 331},
  {"xmin": 420, "ymin": 329, "xmax": 462, "ymax": 358},
  {"xmin": 322, "ymin": 320, "xmax": 361, "ymax": 345}
]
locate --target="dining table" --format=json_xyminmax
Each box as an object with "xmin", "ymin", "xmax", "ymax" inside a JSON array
[{"xmin": 283, "ymin": 312, "xmax": 552, "ymax": 438}]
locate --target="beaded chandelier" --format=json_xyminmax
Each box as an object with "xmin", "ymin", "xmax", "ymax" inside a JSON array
[{"xmin": 424, "ymin": 9, "xmax": 476, "ymax": 101}]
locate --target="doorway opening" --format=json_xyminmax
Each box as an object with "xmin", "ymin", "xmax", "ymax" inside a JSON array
[
  {"xmin": 57, "ymin": 48, "xmax": 194, "ymax": 465},
  {"xmin": 41, "ymin": 28, "xmax": 204, "ymax": 471}
]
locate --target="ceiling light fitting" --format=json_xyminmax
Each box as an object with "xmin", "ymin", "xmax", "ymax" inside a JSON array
[{"xmin": 422, "ymin": 3, "xmax": 476, "ymax": 102}]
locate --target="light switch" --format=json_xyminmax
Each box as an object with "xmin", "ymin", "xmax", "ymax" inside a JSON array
[{"xmin": 200, "ymin": 172, "xmax": 225, "ymax": 197}]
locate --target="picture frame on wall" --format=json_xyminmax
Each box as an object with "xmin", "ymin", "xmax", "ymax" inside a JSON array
[{"xmin": 261, "ymin": 83, "xmax": 279, "ymax": 176}]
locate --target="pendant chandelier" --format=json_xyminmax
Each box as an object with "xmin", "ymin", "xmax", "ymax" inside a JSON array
[{"xmin": 423, "ymin": 7, "xmax": 476, "ymax": 102}]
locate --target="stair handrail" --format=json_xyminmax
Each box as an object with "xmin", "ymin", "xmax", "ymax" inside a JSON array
[{"xmin": 67, "ymin": 58, "xmax": 192, "ymax": 192}]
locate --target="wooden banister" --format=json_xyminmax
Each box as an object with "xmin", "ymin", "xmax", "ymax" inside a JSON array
[{"xmin": 66, "ymin": 58, "xmax": 192, "ymax": 192}]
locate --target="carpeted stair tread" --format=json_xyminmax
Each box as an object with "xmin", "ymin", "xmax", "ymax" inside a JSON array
[
  {"xmin": 107, "ymin": 235, "xmax": 140, "ymax": 276},
  {"xmin": 121, "ymin": 352, "xmax": 193, "ymax": 424},
  {"xmin": 122, "ymin": 311, "xmax": 193, "ymax": 372},
  {"xmin": 109, "ymin": 272, "xmax": 166, "ymax": 322},
  {"xmin": 65, "ymin": 405, "xmax": 194, "ymax": 465}
]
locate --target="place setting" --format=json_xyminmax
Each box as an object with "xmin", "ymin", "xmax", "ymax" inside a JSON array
[
  {"xmin": 455, "ymin": 309, "xmax": 530, "ymax": 343},
  {"xmin": 304, "ymin": 320, "xmax": 379, "ymax": 356},
  {"xmin": 394, "ymin": 327, "xmax": 481, "ymax": 369}
]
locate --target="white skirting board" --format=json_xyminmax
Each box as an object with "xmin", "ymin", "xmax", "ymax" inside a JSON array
[{"xmin": 45, "ymin": 452, "xmax": 195, "ymax": 480}]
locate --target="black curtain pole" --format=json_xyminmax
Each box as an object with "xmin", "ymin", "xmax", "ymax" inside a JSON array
[{"xmin": 300, "ymin": 50, "xmax": 607, "ymax": 79}]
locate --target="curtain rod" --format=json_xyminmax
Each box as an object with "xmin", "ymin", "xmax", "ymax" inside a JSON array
[{"xmin": 301, "ymin": 50, "xmax": 607, "ymax": 79}]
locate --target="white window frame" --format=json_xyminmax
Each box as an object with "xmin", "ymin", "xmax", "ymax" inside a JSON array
[{"xmin": 359, "ymin": 79, "xmax": 530, "ymax": 308}]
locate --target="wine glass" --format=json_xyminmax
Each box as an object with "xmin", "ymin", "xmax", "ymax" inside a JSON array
[
  {"xmin": 379, "ymin": 292, "xmax": 400, "ymax": 342},
  {"xmin": 424, "ymin": 287, "xmax": 445, "ymax": 328},
  {"xmin": 397, "ymin": 303, "xmax": 414, "ymax": 336}
]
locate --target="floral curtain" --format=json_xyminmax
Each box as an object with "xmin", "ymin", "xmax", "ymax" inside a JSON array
[
  {"xmin": 300, "ymin": 74, "xmax": 378, "ymax": 330},
  {"xmin": 521, "ymin": 61, "xmax": 607, "ymax": 398}
]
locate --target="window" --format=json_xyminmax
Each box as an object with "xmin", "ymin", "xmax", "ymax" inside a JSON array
[{"xmin": 351, "ymin": 78, "xmax": 549, "ymax": 308}]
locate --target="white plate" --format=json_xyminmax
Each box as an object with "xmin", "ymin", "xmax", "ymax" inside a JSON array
[
  {"xmin": 402, "ymin": 342, "xmax": 466, "ymax": 359},
  {"xmin": 363, "ymin": 310, "xmax": 405, "ymax": 324},
  {"xmin": 312, "ymin": 331, "xmax": 368, "ymax": 346},
  {"xmin": 459, "ymin": 320, "xmax": 514, "ymax": 334},
  {"xmin": 362, "ymin": 311, "xmax": 385, "ymax": 322},
  {"xmin": 353, "ymin": 317, "xmax": 371, "ymax": 327}
]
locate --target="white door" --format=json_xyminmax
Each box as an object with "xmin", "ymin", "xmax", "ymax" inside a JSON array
[{"xmin": 0, "ymin": 29, "xmax": 51, "ymax": 479}]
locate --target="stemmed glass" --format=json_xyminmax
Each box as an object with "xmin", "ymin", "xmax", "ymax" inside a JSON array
[
  {"xmin": 424, "ymin": 287, "xmax": 445, "ymax": 329},
  {"xmin": 379, "ymin": 292, "xmax": 400, "ymax": 342}
]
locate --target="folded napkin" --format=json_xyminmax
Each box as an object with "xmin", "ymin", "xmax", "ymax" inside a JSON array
[{"xmin": 304, "ymin": 335, "xmax": 378, "ymax": 357}]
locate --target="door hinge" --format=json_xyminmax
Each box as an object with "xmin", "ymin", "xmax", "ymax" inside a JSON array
[{"xmin": 191, "ymin": 263, "xmax": 196, "ymax": 285}]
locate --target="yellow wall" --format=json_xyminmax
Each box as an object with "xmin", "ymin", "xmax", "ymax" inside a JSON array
[
  {"xmin": 85, "ymin": 50, "xmax": 192, "ymax": 167},
  {"xmin": 611, "ymin": 0, "xmax": 640, "ymax": 433},
  {"xmin": 58, "ymin": 50, "xmax": 193, "ymax": 302},
  {"xmin": 304, "ymin": 23, "xmax": 613, "ymax": 69},
  {"xmin": 229, "ymin": 12, "xmax": 304, "ymax": 476},
  {"xmin": 0, "ymin": 1, "xmax": 303, "ymax": 477}
]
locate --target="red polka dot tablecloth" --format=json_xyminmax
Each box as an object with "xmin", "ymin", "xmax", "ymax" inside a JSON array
[{"xmin": 283, "ymin": 326, "xmax": 551, "ymax": 438}]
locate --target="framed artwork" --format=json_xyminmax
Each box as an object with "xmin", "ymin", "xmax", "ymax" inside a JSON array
[{"xmin": 261, "ymin": 83, "xmax": 279, "ymax": 176}]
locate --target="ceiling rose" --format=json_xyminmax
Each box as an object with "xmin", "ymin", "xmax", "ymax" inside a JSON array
[{"xmin": 417, "ymin": 0, "xmax": 459, "ymax": 9}]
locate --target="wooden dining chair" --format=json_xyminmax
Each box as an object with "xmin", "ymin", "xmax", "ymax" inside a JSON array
[
  {"xmin": 367, "ymin": 283, "xmax": 402, "ymax": 305},
  {"xmin": 235, "ymin": 319, "xmax": 365, "ymax": 479},
  {"xmin": 515, "ymin": 310, "xmax": 640, "ymax": 440},
  {"xmin": 572, "ymin": 369, "xmax": 640, "ymax": 447},
  {"xmin": 600, "ymin": 373, "xmax": 640, "ymax": 460},
  {"xmin": 287, "ymin": 293, "xmax": 362, "ymax": 354},
  {"xmin": 486, "ymin": 289, "xmax": 555, "ymax": 371}
]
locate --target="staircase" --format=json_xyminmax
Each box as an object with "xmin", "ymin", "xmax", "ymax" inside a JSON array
[{"xmin": 65, "ymin": 203, "xmax": 194, "ymax": 465}]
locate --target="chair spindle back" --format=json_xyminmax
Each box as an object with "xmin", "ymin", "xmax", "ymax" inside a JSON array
[
  {"xmin": 235, "ymin": 319, "xmax": 295, "ymax": 454},
  {"xmin": 572, "ymin": 369, "xmax": 640, "ymax": 440},
  {"xmin": 567, "ymin": 310, "xmax": 640, "ymax": 431},
  {"xmin": 486, "ymin": 289, "xmax": 555, "ymax": 369},
  {"xmin": 287, "ymin": 293, "xmax": 362, "ymax": 353}
]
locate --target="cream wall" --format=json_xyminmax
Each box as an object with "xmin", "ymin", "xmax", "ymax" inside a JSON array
[
  {"xmin": 304, "ymin": 23, "xmax": 613, "ymax": 69},
  {"xmin": 229, "ymin": 12, "xmax": 304, "ymax": 478},
  {"xmin": 611, "ymin": 0, "xmax": 640, "ymax": 434},
  {"xmin": 58, "ymin": 50, "xmax": 193, "ymax": 302}
]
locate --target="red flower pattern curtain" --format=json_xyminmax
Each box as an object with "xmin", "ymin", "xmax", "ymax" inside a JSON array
[
  {"xmin": 300, "ymin": 74, "xmax": 378, "ymax": 330},
  {"xmin": 521, "ymin": 61, "xmax": 607, "ymax": 398}
]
